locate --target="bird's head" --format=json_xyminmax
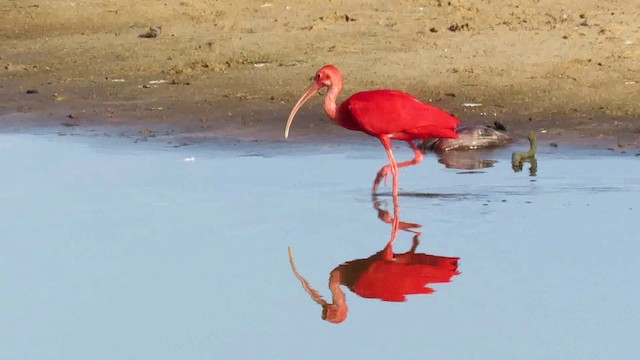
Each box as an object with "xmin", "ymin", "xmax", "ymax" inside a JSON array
[
  {"xmin": 313, "ymin": 64, "xmax": 341, "ymax": 89},
  {"xmin": 284, "ymin": 65, "xmax": 343, "ymax": 139},
  {"xmin": 322, "ymin": 303, "xmax": 347, "ymax": 324}
]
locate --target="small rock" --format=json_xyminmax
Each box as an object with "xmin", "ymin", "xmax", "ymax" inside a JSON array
[
  {"xmin": 429, "ymin": 27, "xmax": 438, "ymax": 33},
  {"xmin": 550, "ymin": 142, "xmax": 559, "ymax": 148},
  {"xmin": 139, "ymin": 25, "xmax": 162, "ymax": 38},
  {"xmin": 26, "ymin": 89, "xmax": 39, "ymax": 94}
]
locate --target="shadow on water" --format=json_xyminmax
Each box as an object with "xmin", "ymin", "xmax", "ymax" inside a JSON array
[
  {"xmin": 288, "ymin": 191, "xmax": 460, "ymax": 324},
  {"xmin": 374, "ymin": 191, "xmax": 484, "ymax": 200}
]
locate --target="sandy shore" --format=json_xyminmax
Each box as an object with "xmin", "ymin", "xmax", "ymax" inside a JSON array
[{"xmin": 1, "ymin": 0, "xmax": 639, "ymax": 147}]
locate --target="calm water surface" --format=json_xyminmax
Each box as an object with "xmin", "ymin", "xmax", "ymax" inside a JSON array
[{"xmin": 1, "ymin": 133, "xmax": 638, "ymax": 359}]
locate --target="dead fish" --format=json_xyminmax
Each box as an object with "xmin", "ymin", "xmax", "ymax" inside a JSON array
[{"xmin": 422, "ymin": 125, "xmax": 512, "ymax": 153}]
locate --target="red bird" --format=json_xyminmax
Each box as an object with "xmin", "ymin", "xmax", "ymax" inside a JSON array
[{"xmin": 285, "ymin": 65, "xmax": 460, "ymax": 196}]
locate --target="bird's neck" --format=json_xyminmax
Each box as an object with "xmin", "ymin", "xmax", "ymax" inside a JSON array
[
  {"xmin": 323, "ymin": 83, "xmax": 342, "ymax": 121},
  {"xmin": 328, "ymin": 269, "xmax": 348, "ymax": 317}
]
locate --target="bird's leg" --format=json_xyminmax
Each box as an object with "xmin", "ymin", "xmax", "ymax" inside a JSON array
[
  {"xmin": 382, "ymin": 192, "xmax": 401, "ymax": 261},
  {"xmin": 409, "ymin": 233, "xmax": 421, "ymax": 253},
  {"xmin": 373, "ymin": 136, "xmax": 400, "ymax": 197},
  {"xmin": 373, "ymin": 140, "xmax": 424, "ymax": 196},
  {"xmin": 396, "ymin": 140, "xmax": 424, "ymax": 171},
  {"xmin": 372, "ymin": 197, "xmax": 421, "ymax": 231}
]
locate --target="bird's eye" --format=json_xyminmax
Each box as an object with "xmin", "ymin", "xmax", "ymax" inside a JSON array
[{"xmin": 316, "ymin": 73, "xmax": 321, "ymax": 80}]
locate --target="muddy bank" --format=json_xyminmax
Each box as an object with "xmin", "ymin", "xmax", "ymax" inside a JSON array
[{"xmin": 1, "ymin": 0, "xmax": 639, "ymax": 147}]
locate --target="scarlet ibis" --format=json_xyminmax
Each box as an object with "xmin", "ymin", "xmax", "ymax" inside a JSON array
[{"xmin": 285, "ymin": 65, "xmax": 460, "ymax": 196}]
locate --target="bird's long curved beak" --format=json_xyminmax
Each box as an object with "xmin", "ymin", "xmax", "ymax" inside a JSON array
[{"xmin": 284, "ymin": 82, "xmax": 322, "ymax": 139}]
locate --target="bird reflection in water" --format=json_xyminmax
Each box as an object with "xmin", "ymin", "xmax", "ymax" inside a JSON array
[{"xmin": 288, "ymin": 193, "xmax": 460, "ymax": 323}]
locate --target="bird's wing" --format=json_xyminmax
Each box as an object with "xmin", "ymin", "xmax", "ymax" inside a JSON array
[{"xmin": 345, "ymin": 90, "xmax": 459, "ymax": 139}]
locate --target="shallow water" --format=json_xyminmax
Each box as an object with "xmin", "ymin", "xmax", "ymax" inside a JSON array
[{"xmin": 1, "ymin": 133, "xmax": 638, "ymax": 360}]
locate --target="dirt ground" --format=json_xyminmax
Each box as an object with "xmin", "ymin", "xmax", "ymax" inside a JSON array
[{"xmin": 1, "ymin": 0, "xmax": 639, "ymax": 147}]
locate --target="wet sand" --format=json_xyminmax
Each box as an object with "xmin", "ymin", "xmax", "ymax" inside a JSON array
[{"xmin": 1, "ymin": 1, "xmax": 639, "ymax": 148}]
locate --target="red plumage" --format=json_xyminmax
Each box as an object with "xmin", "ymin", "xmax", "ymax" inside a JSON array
[
  {"xmin": 339, "ymin": 90, "xmax": 459, "ymax": 140},
  {"xmin": 341, "ymin": 251, "xmax": 460, "ymax": 302}
]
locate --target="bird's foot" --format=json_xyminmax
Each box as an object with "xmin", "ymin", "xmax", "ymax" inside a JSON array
[
  {"xmin": 377, "ymin": 166, "xmax": 392, "ymax": 185},
  {"xmin": 372, "ymin": 166, "xmax": 392, "ymax": 194}
]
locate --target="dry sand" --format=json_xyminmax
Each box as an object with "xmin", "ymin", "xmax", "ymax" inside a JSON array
[{"xmin": 1, "ymin": 0, "xmax": 639, "ymax": 147}]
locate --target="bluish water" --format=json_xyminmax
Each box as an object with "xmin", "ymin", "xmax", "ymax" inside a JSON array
[{"xmin": 1, "ymin": 133, "xmax": 638, "ymax": 360}]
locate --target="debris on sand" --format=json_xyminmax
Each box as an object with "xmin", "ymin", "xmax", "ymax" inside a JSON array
[
  {"xmin": 491, "ymin": 121, "xmax": 507, "ymax": 131},
  {"xmin": 138, "ymin": 129, "xmax": 156, "ymax": 135},
  {"xmin": 448, "ymin": 23, "xmax": 469, "ymax": 32},
  {"xmin": 60, "ymin": 122, "xmax": 79, "ymax": 127},
  {"xmin": 139, "ymin": 26, "xmax": 162, "ymax": 38}
]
